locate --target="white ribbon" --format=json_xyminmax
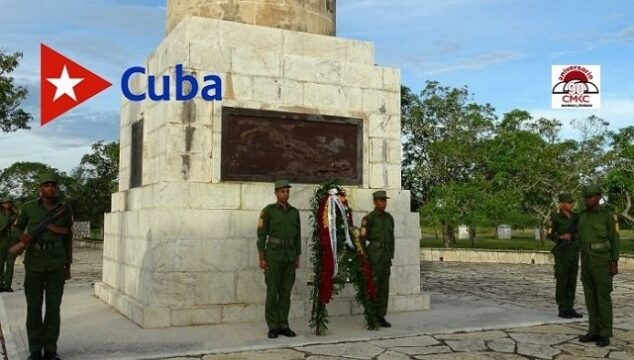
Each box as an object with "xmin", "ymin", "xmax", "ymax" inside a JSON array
[{"xmin": 326, "ymin": 188, "xmax": 354, "ymax": 278}]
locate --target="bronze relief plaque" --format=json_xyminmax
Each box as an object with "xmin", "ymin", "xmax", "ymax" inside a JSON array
[{"xmin": 221, "ymin": 107, "xmax": 362, "ymax": 184}]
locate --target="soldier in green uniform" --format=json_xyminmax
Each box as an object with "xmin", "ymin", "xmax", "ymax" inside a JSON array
[
  {"xmin": 360, "ymin": 190, "xmax": 395, "ymax": 328},
  {"xmin": 257, "ymin": 180, "xmax": 301, "ymax": 339},
  {"xmin": 0, "ymin": 198, "xmax": 18, "ymax": 292},
  {"xmin": 577, "ymin": 184, "xmax": 619, "ymax": 347},
  {"xmin": 11, "ymin": 174, "xmax": 73, "ymax": 360},
  {"xmin": 547, "ymin": 193, "xmax": 582, "ymax": 319}
]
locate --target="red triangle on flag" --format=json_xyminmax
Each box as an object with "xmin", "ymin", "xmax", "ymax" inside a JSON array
[{"xmin": 40, "ymin": 44, "xmax": 112, "ymax": 126}]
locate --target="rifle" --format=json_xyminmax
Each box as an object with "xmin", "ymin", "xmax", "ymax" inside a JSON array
[{"xmin": 9, "ymin": 203, "xmax": 68, "ymax": 257}]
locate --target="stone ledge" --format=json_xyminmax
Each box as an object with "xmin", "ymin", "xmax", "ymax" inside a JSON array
[
  {"xmin": 421, "ymin": 248, "xmax": 634, "ymax": 270},
  {"xmin": 96, "ymin": 280, "xmax": 429, "ymax": 328},
  {"xmin": 73, "ymin": 239, "xmax": 104, "ymax": 250}
]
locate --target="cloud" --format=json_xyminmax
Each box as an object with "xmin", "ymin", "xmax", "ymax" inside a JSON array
[
  {"xmin": 339, "ymin": 0, "xmax": 496, "ymax": 14},
  {"xmin": 409, "ymin": 50, "xmax": 525, "ymax": 76},
  {"xmin": 0, "ymin": 0, "xmax": 165, "ymax": 38},
  {"xmin": 0, "ymin": 77, "xmax": 118, "ymax": 173},
  {"xmin": 615, "ymin": 25, "xmax": 634, "ymax": 43},
  {"xmin": 0, "ymin": 0, "xmax": 152, "ymax": 172},
  {"xmin": 0, "ymin": 131, "xmax": 94, "ymax": 172},
  {"xmin": 0, "ymin": 0, "xmax": 165, "ymax": 83},
  {"xmin": 550, "ymin": 24, "xmax": 634, "ymax": 58},
  {"xmin": 0, "ymin": 105, "xmax": 118, "ymax": 172},
  {"xmin": 525, "ymin": 97, "xmax": 634, "ymax": 140}
]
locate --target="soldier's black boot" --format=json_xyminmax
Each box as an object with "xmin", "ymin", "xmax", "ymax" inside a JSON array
[
  {"xmin": 558, "ymin": 309, "xmax": 573, "ymax": 318},
  {"xmin": 278, "ymin": 328, "xmax": 296, "ymax": 337},
  {"xmin": 596, "ymin": 336, "xmax": 610, "ymax": 347},
  {"xmin": 267, "ymin": 329, "xmax": 278, "ymax": 339},
  {"xmin": 43, "ymin": 352, "xmax": 61, "ymax": 360},
  {"xmin": 27, "ymin": 351, "xmax": 42, "ymax": 360},
  {"xmin": 378, "ymin": 317, "xmax": 391, "ymax": 328},
  {"xmin": 568, "ymin": 309, "xmax": 583, "ymax": 318},
  {"xmin": 579, "ymin": 334, "xmax": 599, "ymax": 342}
]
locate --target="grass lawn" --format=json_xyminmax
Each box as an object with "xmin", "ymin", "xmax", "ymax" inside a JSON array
[
  {"xmin": 421, "ymin": 228, "xmax": 634, "ymax": 254},
  {"xmin": 87, "ymin": 228, "xmax": 104, "ymax": 241}
]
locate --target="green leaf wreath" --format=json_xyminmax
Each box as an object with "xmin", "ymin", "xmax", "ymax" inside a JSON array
[{"xmin": 308, "ymin": 180, "xmax": 379, "ymax": 335}]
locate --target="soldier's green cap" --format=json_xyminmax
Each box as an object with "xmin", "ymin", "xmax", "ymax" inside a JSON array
[
  {"xmin": 0, "ymin": 198, "xmax": 13, "ymax": 203},
  {"xmin": 274, "ymin": 179, "xmax": 292, "ymax": 190},
  {"xmin": 373, "ymin": 190, "xmax": 390, "ymax": 200},
  {"xmin": 38, "ymin": 173, "xmax": 59, "ymax": 185},
  {"xmin": 582, "ymin": 184, "xmax": 602, "ymax": 197},
  {"xmin": 558, "ymin": 193, "xmax": 574, "ymax": 203}
]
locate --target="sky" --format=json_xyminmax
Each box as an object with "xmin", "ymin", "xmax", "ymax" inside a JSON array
[{"xmin": 0, "ymin": 0, "xmax": 632, "ymax": 173}]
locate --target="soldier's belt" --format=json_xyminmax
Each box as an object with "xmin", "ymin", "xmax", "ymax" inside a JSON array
[
  {"xmin": 34, "ymin": 241, "xmax": 61, "ymax": 250},
  {"xmin": 588, "ymin": 241, "xmax": 611, "ymax": 251},
  {"xmin": 367, "ymin": 239, "xmax": 385, "ymax": 248},
  {"xmin": 267, "ymin": 236, "xmax": 291, "ymax": 247}
]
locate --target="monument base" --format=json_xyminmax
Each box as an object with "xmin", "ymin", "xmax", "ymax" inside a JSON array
[
  {"xmin": 96, "ymin": 183, "xmax": 428, "ymax": 328},
  {"xmin": 98, "ymin": 16, "xmax": 429, "ymax": 328},
  {"xmin": 96, "ymin": 281, "xmax": 429, "ymax": 328}
]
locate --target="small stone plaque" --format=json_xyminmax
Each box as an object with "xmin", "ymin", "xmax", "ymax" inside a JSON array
[{"xmin": 221, "ymin": 107, "xmax": 362, "ymax": 184}]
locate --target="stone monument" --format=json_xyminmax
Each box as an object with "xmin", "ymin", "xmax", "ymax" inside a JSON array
[
  {"xmin": 498, "ymin": 224, "xmax": 512, "ymax": 240},
  {"xmin": 458, "ymin": 225, "xmax": 469, "ymax": 240},
  {"xmin": 95, "ymin": 0, "xmax": 430, "ymax": 328}
]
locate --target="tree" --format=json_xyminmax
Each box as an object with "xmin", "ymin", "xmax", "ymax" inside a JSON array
[
  {"xmin": 68, "ymin": 141, "xmax": 119, "ymax": 229},
  {"xmin": 420, "ymin": 180, "xmax": 491, "ymax": 247},
  {"xmin": 0, "ymin": 162, "xmax": 68, "ymax": 201},
  {"xmin": 402, "ymin": 81, "xmax": 623, "ymax": 247},
  {"xmin": 0, "ymin": 50, "xmax": 32, "ymax": 132},
  {"xmin": 401, "ymin": 81, "xmax": 496, "ymax": 247},
  {"xmin": 570, "ymin": 115, "xmax": 610, "ymax": 184},
  {"xmin": 482, "ymin": 110, "xmax": 579, "ymax": 242},
  {"xmin": 604, "ymin": 126, "xmax": 634, "ymax": 226}
]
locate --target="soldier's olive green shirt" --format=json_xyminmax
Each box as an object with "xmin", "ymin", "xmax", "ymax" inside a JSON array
[
  {"xmin": 13, "ymin": 199, "xmax": 73, "ymax": 272},
  {"xmin": 257, "ymin": 202, "xmax": 301, "ymax": 257},
  {"xmin": 548, "ymin": 211, "xmax": 577, "ymax": 243},
  {"xmin": 0, "ymin": 211, "xmax": 17, "ymax": 242},
  {"xmin": 361, "ymin": 209, "xmax": 395, "ymax": 260},
  {"xmin": 577, "ymin": 206, "xmax": 619, "ymax": 262}
]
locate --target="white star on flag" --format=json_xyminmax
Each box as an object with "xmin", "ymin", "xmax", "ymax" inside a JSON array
[{"xmin": 47, "ymin": 65, "xmax": 83, "ymax": 101}]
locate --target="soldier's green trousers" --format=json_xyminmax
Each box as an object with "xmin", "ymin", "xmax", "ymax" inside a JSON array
[
  {"xmin": 581, "ymin": 251, "xmax": 613, "ymax": 337},
  {"xmin": 24, "ymin": 268, "xmax": 65, "ymax": 353},
  {"xmin": 264, "ymin": 254, "xmax": 295, "ymax": 331},
  {"xmin": 0, "ymin": 244, "xmax": 16, "ymax": 289},
  {"xmin": 369, "ymin": 257, "xmax": 391, "ymax": 317},
  {"xmin": 553, "ymin": 245, "xmax": 579, "ymax": 311}
]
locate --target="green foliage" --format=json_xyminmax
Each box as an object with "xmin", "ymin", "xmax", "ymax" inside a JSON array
[
  {"xmin": 401, "ymin": 81, "xmax": 496, "ymax": 207},
  {"xmin": 0, "ymin": 141, "xmax": 119, "ymax": 231},
  {"xmin": 0, "ymin": 50, "xmax": 32, "ymax": 132},
  {"xmin": 68, "ymin": 141, "xmax": 119, "ymax": 228},
  {"xmin": 603, "ymin": 126, "xmax": 634, "ymax": 226},
  {"xmin": 403, "ymin": 81, "xmax": 624, "ymax": 246},
  {"xmin": 0, "ymin": 162, "xmax": 69, "ymax": 201}
]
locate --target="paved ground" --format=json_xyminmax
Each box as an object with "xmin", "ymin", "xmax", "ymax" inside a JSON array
[{"xmin": 2, "ymin": 248, "xmax": 633, "ymax": 359}]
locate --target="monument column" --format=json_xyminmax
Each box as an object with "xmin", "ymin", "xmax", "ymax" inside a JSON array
[
  {"xmin": 167, "ymin": 0, "xmax": 336, "ymax": 35},
  {"xmin": 96, "ymin": 0, "xmax": 429, "ymax": 328}
]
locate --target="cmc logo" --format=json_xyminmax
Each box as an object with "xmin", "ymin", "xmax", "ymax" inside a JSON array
[
  {"xmin": 551, "ymin": 65, "xmax": 601, "ymax": 109},
  {"xmin": 40, "ymin": 44, "xmax": 222, "ymax": 125},
  {"xmin": 562, "ymin": 95, "xmax": 591, "ymax": 103},
  {"xmin": 121, "ymin": 64, "xmax": 222, "ymax": 102}
]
